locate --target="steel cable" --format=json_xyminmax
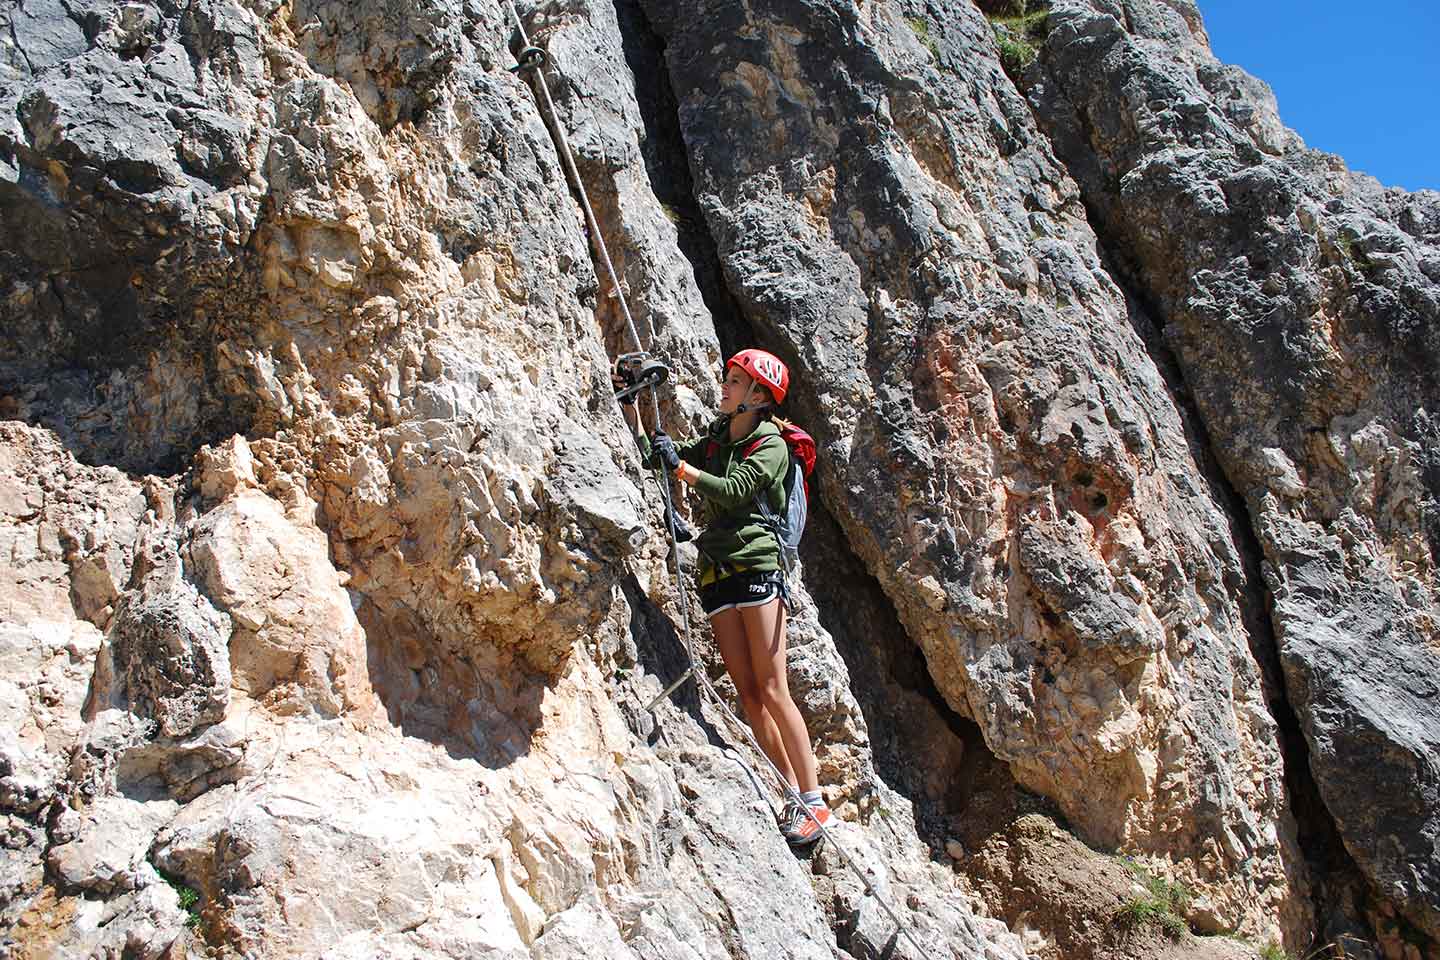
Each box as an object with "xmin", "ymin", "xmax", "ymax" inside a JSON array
[{"xmin": 502, "ymin": 5, "xmax": 929, "ymax": 953}]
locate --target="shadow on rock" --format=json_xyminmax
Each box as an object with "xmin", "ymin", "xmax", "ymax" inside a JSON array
[{"xmin": 359, "ymin": 597, "xmax": 544, "ymax": 769}]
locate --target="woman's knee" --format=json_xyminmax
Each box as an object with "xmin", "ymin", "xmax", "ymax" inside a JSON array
[
  {"xmin": 733, "ymin": 683, "xmax": 765, "ymax": 717},
  {"xmin": 756, "ymin": 677, "xmax": 792, "ymax": 713}
]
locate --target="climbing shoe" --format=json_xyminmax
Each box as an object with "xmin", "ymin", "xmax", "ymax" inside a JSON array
[
  {"xmin": 784, "ymin": 804, "xmax": 832, "ymax": 846},
  {"xmin": 778, "ymin": 799, "xmax": 806, "ymax": 838}
]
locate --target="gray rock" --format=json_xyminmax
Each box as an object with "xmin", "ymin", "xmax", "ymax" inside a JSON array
[
  {"xmin": 1029, "ymin": 0, "xmax": 1440, "ymax": 939},
  {"xmin": 638, "ymin": 0, "xmax": 1299, "ymax": 936},
  {"xmin": 1018, "ymin": 510, "xmax": 1146, "ymax": 656},
  {"xmin": 11, "ymin": 0, "xmax": 1438, "ymax": 955},
  {"xmin": 649, "ymin": 747, "xmax": 842, "ymax": 960},
  {"xmin": 0, "ymin": 813, "xmax": 46, "ymax": 925},
  {"xmin": 116, "ymin": 721, "xmax": 248, "ymax": 802},
  {"xmin": 288, "ymin": 0, "xmax": 465, "ymax": 129},
  {"xmin": 0, "ymin": 0, "xmax": 270, "ymax": 473},
  {"xmin": 11, "ymin": 867, "xmax": 192, "ymax": 960},
  {"xmin": 816, "ymin": 823, "xmax": 1029, "ymax": 960},
  {"xmin": 548, "ymin": 418, "xmax": 648, "ymax": 555},
  {"xmin": 612, "ymin": 889, "xmax": 725, "ymax": 960},
  {"xmin": 510, "ymin": 0, "xmax": 724, "ymax": 422},
  {"xmin": 3, "ymin": 1, "xmax": 89, "ymax": 77},
  {"xmin": 47, "ymin": 795, "xmax": 179, "ymax": 895},
  {"xmin": 532, "ymin": 897, "xmax": 642, "ymax": 960},
  {"xmin": 105, "ymin": 577, "xmax": 233, "ymax": 740}
]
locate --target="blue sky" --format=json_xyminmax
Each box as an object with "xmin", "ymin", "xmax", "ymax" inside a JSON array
[{"xmin": 1198, "ymin": 1, "xmax": 1439, "ymax": 192}]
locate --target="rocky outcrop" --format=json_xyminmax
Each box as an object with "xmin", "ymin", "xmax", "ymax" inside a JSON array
[
  {"xmin": 0, "ymin": 0, "xmax": 1025, "ymax": 956},
  {"xmin": 639, "ymin": 0, "xmax": 1307, "ymax": 941},
  {"xmin": 2, "ymin": 0, "xmax": 1437, "ymax": 957},
  {"xmin": 4, "ymin": 413, "xmax": 1020, "ymax": 959},
  {"xmin": 0, "ymin": 423, "xmax": 192, "ymax": 956},
  {"xmin": 1025, "ymin": 0, "xmax": 1440, "ymax": 945}
]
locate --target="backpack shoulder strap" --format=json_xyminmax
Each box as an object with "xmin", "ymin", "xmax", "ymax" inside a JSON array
[{"xmin": 742, "ymin": 434, "xmax": 786, "ymax": 459}]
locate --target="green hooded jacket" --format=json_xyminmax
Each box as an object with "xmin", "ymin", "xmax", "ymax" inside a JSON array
[{"xmin": 642, "ymin": 417, "xmax": 788, "ymax": 583}]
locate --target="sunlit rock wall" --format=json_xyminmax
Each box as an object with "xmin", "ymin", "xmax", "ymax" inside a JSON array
[{"xmin": 2, "ymin": 0, "xmax": 1437, "ymax": 956}]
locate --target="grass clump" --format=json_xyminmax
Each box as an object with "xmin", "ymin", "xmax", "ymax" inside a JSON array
[
  {"xmin": 1117, "ymin": 897, "xmax": 1188, "ymax": 939},
  {"xmin": 1259, "ymin": 943, "xmax": 1295, "ymax": 960},
  {"xmin": 158, "ymin": 868, "xmax": 203, "ymax": 930},
  {"xmin": 1334, "ymin": 229, "xmax": 1382, "ymax": 280},
  {"xmin": 986, "ymin": 6, "xmax": 1050, "ymax": 77},
  {"xmin": 1113, "ymin": 858, "xmax": 1192, "ymax": 941},
  {"xmin": 906, "ymin": 17, "xmax": 941, "ymax": 60}
]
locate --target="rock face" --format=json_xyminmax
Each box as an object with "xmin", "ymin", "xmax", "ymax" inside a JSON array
[
  {"xmin": 1025, "ymin": 0, "xmax": 1440, "ymax": 945},
  {"xmin": 639, "ymin": 0, "xmax": 1305, "ymax": 940},
  {"xmin": 0, "ymin": 0, "xmax": 1436, "ymax": 958}
]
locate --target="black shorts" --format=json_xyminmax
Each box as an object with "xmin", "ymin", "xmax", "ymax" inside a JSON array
[{"xmin": 699, "ymin": 569, "xmax": 784, "ymax": 616}]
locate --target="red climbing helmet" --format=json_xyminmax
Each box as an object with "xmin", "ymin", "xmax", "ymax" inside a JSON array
[{"xmin": 726, "ymin": 348, "xmax": 789, "ymax": 405}]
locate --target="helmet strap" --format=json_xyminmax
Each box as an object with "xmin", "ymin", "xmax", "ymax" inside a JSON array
[
  {"xmin": 734, "ymin": 380, "xmax": 757, "ymax": 415},
  {"xmin": 733, "ymin": 380, "xmax": 772, "ymax": 415}
]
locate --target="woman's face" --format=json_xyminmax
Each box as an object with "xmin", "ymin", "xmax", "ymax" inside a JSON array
[{"xmin": 720, "ymin": 364, "xmax": 757, "ymax": 414}]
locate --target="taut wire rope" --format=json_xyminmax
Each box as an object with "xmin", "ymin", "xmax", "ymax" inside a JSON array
[{"xmin": 502, "ymin": 5, "xmax": 928, "ymax": 954}]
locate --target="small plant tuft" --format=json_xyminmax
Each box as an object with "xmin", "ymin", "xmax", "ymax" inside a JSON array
[
  {"xmin": 1116, "ymin": 896, "xmax": 1188, "ymax": 939},
  {"xmin": 1258, "ymin": 942, "xmax": 1294, "ymax": 960},
  {"xmin": 1113, "ymin": 858, "xmax": 1192, "ymax": 941},
  {"xmin": 1334, "ymin": 231, "xmax": 1382, "ymax": 279},
  {"xmin": 906, "ymin": 17, "xmax": 941, "ymax": 60},
  {"xmin": 986, "ymin": 6, "xmax": 1051, "ymax": 78},
  {"xmin": 157, "ymin": 867, "xmax": 203, "ymax": 930}
]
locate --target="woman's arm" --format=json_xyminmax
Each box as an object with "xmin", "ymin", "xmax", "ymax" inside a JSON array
[
  {"xmin": 637, "ymin": 428, "xmax": 704, "ymax": 472},
  {"xmin": 678, "ymin": 435, "xmax": 786, "ymax": 508}
]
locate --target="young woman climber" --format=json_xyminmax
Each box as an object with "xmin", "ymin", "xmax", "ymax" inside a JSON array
[{"xmin": 616, "ymin": 348, "xmax": 833, "ymax": 845}]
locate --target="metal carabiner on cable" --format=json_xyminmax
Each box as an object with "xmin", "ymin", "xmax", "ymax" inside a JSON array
[
  {"xmin": 612, "ymin": 352, "xmax": 670, "ymax": 403},
  {"xmin": 508, "ymin": 45, "xmax": 546, "ymax": 73}
]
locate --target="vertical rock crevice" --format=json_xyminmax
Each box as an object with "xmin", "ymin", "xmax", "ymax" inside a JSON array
[
  {"xmin": 7, "ymin": 0, "xmax": 1438, "ymax": 957},
  {"xmin": 801, "ymin": 497, "xmax": 987, "ymax": 845},
  {"xmin": 1098, "ymin": 213, "xmax": 1366, "ymax": 952},
  {"xmin": 610, "ymin": 0, "xmax": 751, "ymax": 360},
  {"xmin": 639, "ymin": 0, "xmax": 1316, "ymax": 943}
]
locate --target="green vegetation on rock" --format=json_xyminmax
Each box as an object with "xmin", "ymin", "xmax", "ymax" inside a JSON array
[
  {"xmin": 158, "ymin": 867, "xmax": 203, "ymax": 930},
  {"xmin": 906, "ymin": 17, "xmax": 941, "ymax": 60},
  {"xmin": 1258, "ymin": 942, "xmax": 1295, "ymax": 960},
  {"xmin": 986, "ymin": 5, "xmax": 1050, "ymax": 77},
  {"xmin": 1113, "ymin": 858, "xmax": 1192, "ymax": 940}
]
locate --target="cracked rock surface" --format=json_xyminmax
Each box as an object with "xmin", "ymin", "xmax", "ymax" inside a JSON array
[
  {"xmin": 1026, "ymin": 1, "xmax": 1440, "ymax": 947},
  {"xmin": 1, "ymin": 0, "xmax": 1436, "ymax": 958}
]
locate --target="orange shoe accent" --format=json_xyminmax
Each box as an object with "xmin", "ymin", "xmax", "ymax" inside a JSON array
[{"xmin": 787, "ymin": 805, "xmax": 832, "ymax": 846}]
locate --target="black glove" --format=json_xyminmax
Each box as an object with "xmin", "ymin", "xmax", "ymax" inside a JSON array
[
  {"xmin": 612, "ymin": 363, "xmax": 636, "ymax": 407},
  {"xmin": 612, "ymin": 371, "xmax": 636, "ymax": 406},
  {"xmin": 651, "ymin": 430, "xmax": 681, "ymax": 471}
]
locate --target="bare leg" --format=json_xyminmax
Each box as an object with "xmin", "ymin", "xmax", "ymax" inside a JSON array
[
  {"xmin": 711, "ymin": 607, "xmax": 798, "ymax": 787},
  {"xmin": 738, "ymin": 598, "xmax": 819, "ymax": 795}
]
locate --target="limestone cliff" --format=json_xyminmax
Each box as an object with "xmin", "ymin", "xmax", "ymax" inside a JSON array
[{"xmin": 0, "ymin": 0, "xmax": 1436, "ymax": 958}]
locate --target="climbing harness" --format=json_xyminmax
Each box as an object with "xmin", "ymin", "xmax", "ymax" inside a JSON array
[{"xmin": 503, "ymin": 7, "xmax": 926, "ymax": 954}]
